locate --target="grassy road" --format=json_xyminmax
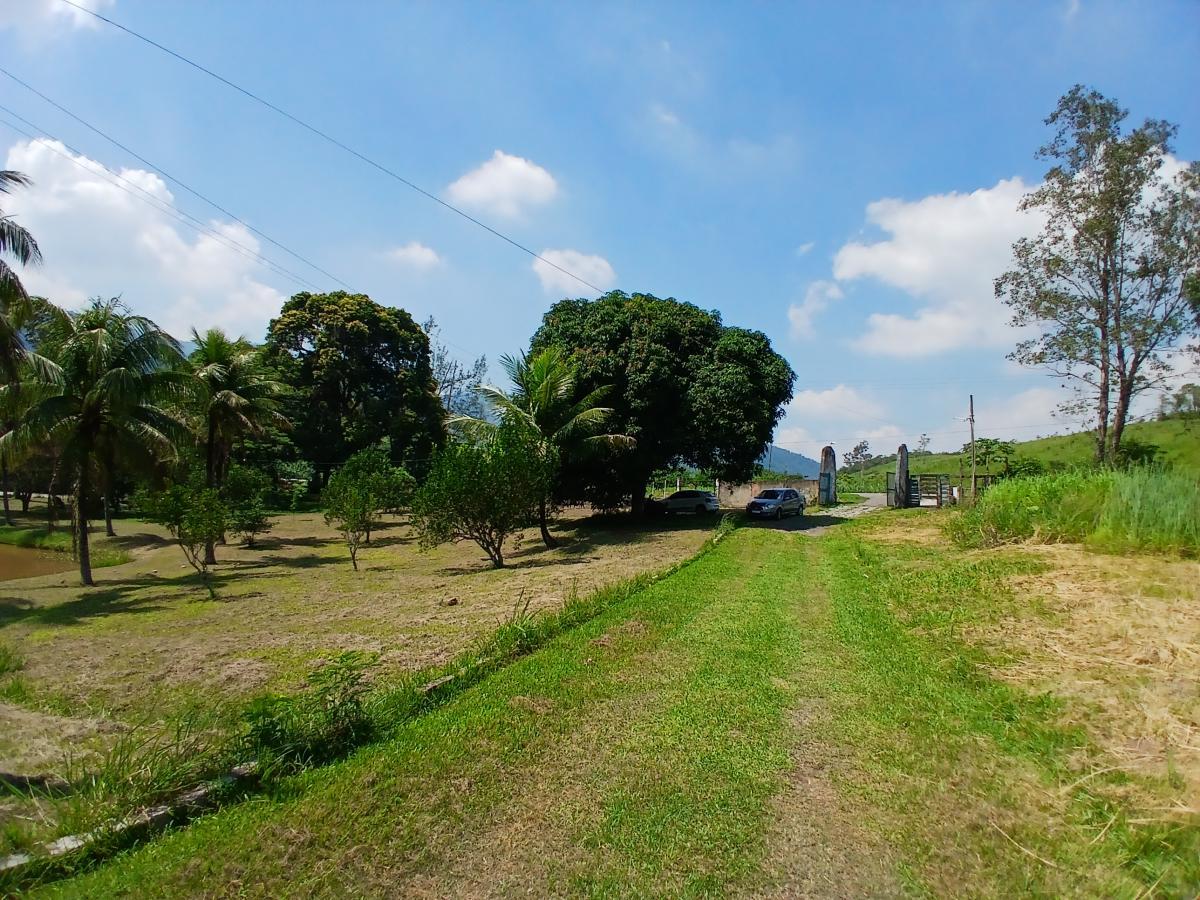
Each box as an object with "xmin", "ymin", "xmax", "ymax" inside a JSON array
[{"xmin": 32, "ymin": 524, "xmax": 1198, "ymax": 897}]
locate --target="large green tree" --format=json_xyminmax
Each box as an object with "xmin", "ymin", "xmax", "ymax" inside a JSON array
[
  {"xmin": 530, "ymin": 291, "xmax": 795, "ymax": 513},
  {"xmin": 264, "ymin": 292, "xmax": 444, "ymax": 477},
  {"xmin": 189, "ymin": 328, "xmax": 289, "ymax": 562},
  {"xmin": 1, "ymin": 299, "xmax": 187, "ymax": 585},
  {"xmin": 996, "ymin": 87, "xmax": 1200, "ymax": 463},
  {"xmin": 454, "ymin": 346, "xmax": 632, "ymax": 547}
]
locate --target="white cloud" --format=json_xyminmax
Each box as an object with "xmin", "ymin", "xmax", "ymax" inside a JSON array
[
  {"xmin": 786, "ymin": 384, "xmax": 885, "ymax": 422},
  {"xmin": 833, "ymin": 176, "xmax": 1042, "ymax": 358},
  {"xmin": 774, "ymin": 385, "xmax": 905, "ymax": 460},
  {"xmin": 795, "ymin": 242, "xmax": 814, "ymax": 256},
  {"xmin": 532, "ymin": 249, "xmax": 616, "ymax": 296},
  {"xmin": 386, "ymin": 241, "xmax": 442, "ymax": 269},
  {"xmin": 975, "ymin": 387, "xmax": 1075, "ymax": 436},
  {"xmin": 787, "ymin": 280, "xmax": 842, "ymax": 340},
  {"xmin": 3, "ymin": 139, "xmax": 288, "ymax": 340},
  {"xmin": 445, "ymin": 150, "xmax": 558, "ymax": 219},
  {"xmin": 0, "ymin": 0, "xmax": 112, "ymax": 34}
]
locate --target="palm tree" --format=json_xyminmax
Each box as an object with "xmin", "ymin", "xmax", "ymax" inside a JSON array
[
  {"xmin": 1, "ymin": 170, "xmax": 61, "ymax": 526},
  {"xmin": 0, "ymin": 299, "xmax": 188, "ymax": 585},
  {"xmin": 453, "ymin": 346, "xmax": 632, "ymax": 548},
  {"xmin": 189, "ymin": 327, "xmax": 289, "ymax": 563},
  {"xmin": 0, "ymin": 171, "xmax": 41, "ymax": 311}
]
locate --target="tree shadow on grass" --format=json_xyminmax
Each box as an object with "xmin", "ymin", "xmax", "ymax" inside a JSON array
[
  {"xmin": 0, "ymin": 575, "xmax": 170, "ymax": 627},
  {"xmin": 742, "ymin": 512, "xmax": 850, "ymax": 532},
  {"xmin": 104, "ymin": 530, "xmax": 169, "ymax": 553},
  {"xmin": 251, "ymin": 534, "xmax": 338, "ymax": 552},
  {"xmin": 360, "ymin": 532, "xmax": 415, "ymax": 550},
  {"xmin": 436, "ymin": 554, "xmax": 593, "ymax": 577}
]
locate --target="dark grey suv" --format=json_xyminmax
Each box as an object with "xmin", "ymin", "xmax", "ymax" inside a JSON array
[{"xmin": 746, "ymin": 488, "xmax": 806, "ymax": 519}]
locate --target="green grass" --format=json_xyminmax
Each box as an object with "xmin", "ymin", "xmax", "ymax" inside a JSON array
[
  {"xmin": 0, "ymin": 525, "xmax": 130, "ymax": 568},
  {"xmin": 23, "ymin": 528, "xmax": 807, "ymax": 896},
  {"xmin": 0, "ymin": 640, "xmax": 24, "ymax": 676},
  {"xmin": 813, "ymin": 531, "xmax": 1197, "ymax": 895},
  {"xmin": 18, "ymin": 524, "xmax": 1196, "ymax": 897},
  {"xmin": 852, "ymin": 418, "xmax": 1200, "ymax": 486},
  {"xmin": 948, "ymin": 468, "xmax": 1200, "ymax": 555}
]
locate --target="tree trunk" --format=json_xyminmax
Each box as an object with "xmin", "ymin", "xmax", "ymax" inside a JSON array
[
  {"xmin": 75, "ymin": 462, "xmax": 94, "ymax": 587},
  {"xmin": 630, "ymin": 475, "xmax": 648, "ymax": 518},
  {"xmin": 538, "ymin": 497, "xmax": 556, "ymax": 548},
  {"xmin": 47, "ymin": 459, "xmax": 60, "ymax": 531},
  {"xmin": 1110, "ymin": 372, "xmax": 1136, "ymax": 461},
  {"xmin": 203, "ymin": 417, "xmax": 218, "ymax": 566},
  {"xmin": 1, "ymin": 457, "xmax": 11, "ymax": 526},
  {"xmin": 1095, "ymin": 359, "xmax": 1110, "ymax": 465}
]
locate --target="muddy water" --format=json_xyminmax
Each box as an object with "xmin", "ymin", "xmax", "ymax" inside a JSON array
[{"xmin": 0, "ymin": 544, "xmax": 74, "ymax": 581}]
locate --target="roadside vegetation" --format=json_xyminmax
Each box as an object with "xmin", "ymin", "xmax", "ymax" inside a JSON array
[
  {"xmin": 948, "ymin": 468, "xmax": 1199, "ymax": 555},
  {"xmin": 12, "ymin": 519, "xmax": 1194, "ymax": 897}
]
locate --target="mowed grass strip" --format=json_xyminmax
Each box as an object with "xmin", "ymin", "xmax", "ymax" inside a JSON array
[
  {"xmin": 812, "ymin": 530, "xmax": 1199, "ymax": 896},
  {"xmin": 36, "ymin": 529, "xmax": 819, "ymax": 897}
]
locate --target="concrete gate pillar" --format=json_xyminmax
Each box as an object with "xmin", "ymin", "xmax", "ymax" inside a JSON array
[{"xmin": 819, "ymin": 445, "xmax": 837, "ymax": 506}]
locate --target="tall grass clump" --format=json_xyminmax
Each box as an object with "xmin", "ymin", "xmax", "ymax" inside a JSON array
[
  {"xmin": 948, "ymin": 468, "xmax": 1198, "ymax": 555},
  {"xmin": 1092, "ymin": 467, "xmax": 1200, "ymax": 554}
]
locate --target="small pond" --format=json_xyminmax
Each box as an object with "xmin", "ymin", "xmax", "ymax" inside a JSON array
[{"xmin": 0, "ymin": 544, "xmax": 74, "ymax": 582}]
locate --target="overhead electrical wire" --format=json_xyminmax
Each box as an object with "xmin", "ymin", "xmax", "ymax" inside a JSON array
[
  {"xmin": 0, "ymin": 108, "xmax": 321, "ymax": 291},
  {"xmin": 0, "ymin": 65, "xmax": 349, "ymax": 291},
  {"xmin": 54, "ymin": 0, "xmax": 607, "ymax": 296}
]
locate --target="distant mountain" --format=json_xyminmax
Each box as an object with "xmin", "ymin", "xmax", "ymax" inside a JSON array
[{"xmin": 757, "ymin": 445, "xmax": 820, "ymax": 477}]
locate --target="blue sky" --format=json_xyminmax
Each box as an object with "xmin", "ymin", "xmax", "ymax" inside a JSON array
[{"xmin": 1, "ymin": 0, "xmax": 1197, "ymax": 459}]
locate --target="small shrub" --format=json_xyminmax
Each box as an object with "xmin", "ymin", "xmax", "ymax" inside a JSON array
[
  {"xmin": 243, "ymin": 651, "xmax": 379, "ymax": 770},
  {"xmin": 0, "ymin": 642, "xmax": 24, "ymax": 677},
  {"xmin": 410, "ymin": 426, "xmax": 552, "ymax": 568},
  {"xmin": 140, "ymin": 483, "xmax": 228, "ymax": 596},
  {"xmin": 224, "ymin": 465, "xmax": 274, "ymax": 547},
  {"xmin": 322, "ymin": 474, "xmax": 373, "ymax": 570}
]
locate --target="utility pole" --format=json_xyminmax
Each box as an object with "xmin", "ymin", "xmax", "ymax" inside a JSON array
[{"xmin": 968, "ymin": 394, "xmax": 977, "ymax": 504}]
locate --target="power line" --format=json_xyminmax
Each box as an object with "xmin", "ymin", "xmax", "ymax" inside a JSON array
[
  {"xmin": 0, "ymin": 65, "xmax": 349, "ymax": 291},
  {"xmin": 768, "ymin": 419, "xmax": 1088, "ymax": 454},
  {"xmin": 0, "ymin": 111, "xmax": 322, "ymax": 291},
  {"xmin": 55, "ymin": 0, "xmax": 607, "ymax": 296}
]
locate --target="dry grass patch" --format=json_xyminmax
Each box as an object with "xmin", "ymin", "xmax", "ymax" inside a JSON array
[
  {"xmin": 0, "ymin": 510, "xmax": 710, "ymax": 786},
  {"xmin": 979, "ymin": 544, "xmax": 1200, "ymax": 818}
]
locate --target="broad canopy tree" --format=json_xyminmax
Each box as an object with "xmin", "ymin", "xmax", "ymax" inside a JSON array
[
  {"xmin": 264, "ymin": 292, "xmax": 444, "ymax": 477},
  {"xmin": 530, "ymin": 291, "xmax": 795, "ymax": 513},
  {"xmin": 996, "ymin": 86, "xmax": 1200, "ymax": 463}
]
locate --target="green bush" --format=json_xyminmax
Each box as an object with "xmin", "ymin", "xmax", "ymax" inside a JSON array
[
  {"xmin": 947, "ymin": 468, "xmax": 1199, "ymax": 555},
  {"xmin": 139, "ymin": 483, "xmax": 228, "ymax": 596},
  {"xmin": 410, "ymin": 426, "xmax": 552, "ymax": 568},
  {"xmin": 322, "ymin": 445, "xmax": 415, "ymax": 567},
  {"xmin": 223, "ymin": 465, "xmax": 274, "ymax": 547},
  {"xmin": 243, "ymin": 651, "xmax": 378, "ymax": 771}
]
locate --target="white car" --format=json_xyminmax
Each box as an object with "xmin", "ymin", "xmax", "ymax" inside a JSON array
[{"xmin": 660, "ymin": 490, "xmax": 719, "ymax": 514}]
